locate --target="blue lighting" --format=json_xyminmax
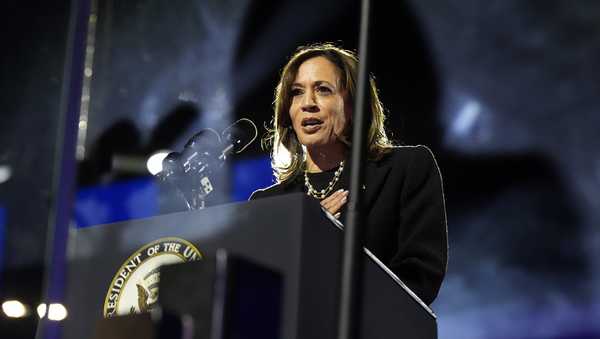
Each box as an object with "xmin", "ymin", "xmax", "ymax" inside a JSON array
[
  {"xmin": 73, "ymin": 156, "xmax": 273, "ymax": 228},
  {"xmin": 74, "ymin": 177, "xmax": 158, "ymax": 228},
  {"xmin": 231, "ymin": 156, "xmax": 273, "ymax": 202}
]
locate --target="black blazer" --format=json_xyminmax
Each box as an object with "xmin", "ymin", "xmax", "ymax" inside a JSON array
[{"xmin": 250, "ymin": 145, "xmax": 448, "ymax": 305}]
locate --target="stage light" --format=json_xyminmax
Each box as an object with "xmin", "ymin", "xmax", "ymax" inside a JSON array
[
  {"xmin": 37, "ymin": 303, "xmax": 68, "ymax": 321},
  {"xmin": 2, "ymin": 300, "xmax": 28, "ymax": 318},
  {"xmin": 147, "ymin": 150, "xmax": 171, "ymax": 175},
  {"xmin": 47, "ymin": 303, "xmax": 68, "ymax": 321},
  {"xmin": 37, "ymin": 303, "xmax": 47, "ymax": 318},
  {"xmin": 0, "ymin": 165, "xmax": 11, "ymax": 184}
]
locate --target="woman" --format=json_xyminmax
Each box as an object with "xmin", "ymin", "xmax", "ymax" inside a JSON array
[{"xmin": 250, "ymin": 43, "xmax": 447, "ymax": 305}]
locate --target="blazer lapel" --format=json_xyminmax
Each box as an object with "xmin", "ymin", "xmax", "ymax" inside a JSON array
[{"xmin": 363, "ymin": 159, "xmax": 392, "ymax": 212}]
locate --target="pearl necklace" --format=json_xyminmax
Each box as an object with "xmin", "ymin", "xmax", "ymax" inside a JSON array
[{"xmin": 304, "ymin": 161, "xmax": 345, "ymax": 199}]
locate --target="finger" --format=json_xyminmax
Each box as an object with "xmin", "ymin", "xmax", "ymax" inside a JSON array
[
  {"xmin": 334, "ymin": 212, "xmax": 341, "ymax": 219},
  {"xmin": 322, "ymin": 190, "xmax": 348, "ymax": 214},
  {"xmin": 320, "ymin": 189, "xmax": 344, "ymax": 208},
  {"xmin": 321, "ymin": 189, "xmax": 346, "ymax": 209},
  {"xmin": 331, "ymin": 191, "xmax": 348, "ymax": 213}
]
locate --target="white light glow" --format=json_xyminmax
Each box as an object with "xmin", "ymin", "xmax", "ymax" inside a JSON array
[
  {"xmin": 2, "ymin": 300, "xmax": 28, "ymax": 318},
  {"xmin": 272, "ymin": 144, "xmax": 292, "ymax": 173},
  {"xmin": 37, "ymin": 303, "xmax": 47, "ymax": 318},
  {"xmin": 47, "ymin": 303, "xmax": 68, "ymax": 321},
  {"xmin": 0, "ymin": 165, "xmax": 12, "ymax": 184},
  {"xmin": 147, "ymin": 150, "xmax": 171, "ymax": 175},
  {"xmin": 452, "ymin": 100, "xmax": 481, "ymax": 136}
]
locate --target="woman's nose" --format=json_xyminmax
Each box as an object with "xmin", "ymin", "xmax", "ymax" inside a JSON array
[{"xmin": 301, "ymin": 90, "xmax": 318, "ymax": 112}]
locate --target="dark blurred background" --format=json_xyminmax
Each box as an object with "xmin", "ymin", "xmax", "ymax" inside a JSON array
[{"xmin": 1, "ymin": 0, "xmax": 599, "ymax": 338}]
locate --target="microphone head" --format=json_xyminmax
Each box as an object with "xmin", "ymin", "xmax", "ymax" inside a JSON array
[
  {"xmin": 161, "ymin": 152, "xmax": 182, "ymax": 173},
  {"xmin": 184, "ymin": 128, "xmax": 221, "ymax": 151},
  {"xmin": 182, "ymin": 128, "xmax": 221, "ymax": 174},
  {"xmin": 221, "ymin": 118, "xmax": 258, "ymax": 154}
]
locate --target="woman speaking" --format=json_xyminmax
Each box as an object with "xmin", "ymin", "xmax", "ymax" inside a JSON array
[{"xmin": 250, "ymin": 43, "xmax": 447, "ymax": 305}]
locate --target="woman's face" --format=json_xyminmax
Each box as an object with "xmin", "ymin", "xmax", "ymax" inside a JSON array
[{"xmin": 288, "ymin": 56, "xmax": 351, "ymax": 150}]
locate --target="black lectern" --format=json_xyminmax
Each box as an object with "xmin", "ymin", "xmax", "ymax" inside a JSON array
[{"xmin": 64, "ymin": 193, "xmax": 436, "ymax": 339}]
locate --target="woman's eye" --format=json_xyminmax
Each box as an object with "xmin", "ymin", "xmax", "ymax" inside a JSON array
[
  {"xmin": 291, "ymin": 88, "xmax": 303, "ymax": 96},
  {"xmin": 317, "ymin": 86, "xmax": 332, "ymax": 94}
]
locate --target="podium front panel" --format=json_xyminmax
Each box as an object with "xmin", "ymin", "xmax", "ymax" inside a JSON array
[{"xmin": 65, "ymin": 194, "xmax": 318, "ymax": 339}]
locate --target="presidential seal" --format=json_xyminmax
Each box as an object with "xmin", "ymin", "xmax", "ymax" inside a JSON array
[{"xmin": 103, "ymin": 237, "xmax": 202, "ymax": 318}]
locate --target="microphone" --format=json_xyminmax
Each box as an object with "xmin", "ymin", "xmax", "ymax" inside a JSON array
[
  {"xmin": 219, "ymin": 118, "xmax": 258, "ymax": 161},
  {"xmin": 155, "ymin": 151, "xmax": 192, "ymax": 210},
  {"xmin": 180, "ymin": 129, "xmax": 221, "ymax": 209},
  {"xmin": 158, "ymin": 151, "xmax": 184, "ymax": 181},
  {"xmin": 155, "ymin": 119, "xmax": 258, "ymax": 210},
  {"xmin": 181, "ymin": 128, "xmax": 221, "ymax": 176}
]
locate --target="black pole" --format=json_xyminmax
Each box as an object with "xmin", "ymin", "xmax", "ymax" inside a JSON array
[
  {"xmin": 35, "ymin": 1, "xmax": 90, "ymax": 339},
  {"xmin": 337, "ymin": 0, "xmax": 372, "ymax": 339}
]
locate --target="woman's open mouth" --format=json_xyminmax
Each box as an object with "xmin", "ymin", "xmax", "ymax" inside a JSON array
[{"xmin": 301, "ymin": 118, "xmax": 323, "ymax": 133}]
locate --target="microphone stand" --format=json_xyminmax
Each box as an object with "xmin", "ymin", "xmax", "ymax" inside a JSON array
[{"xmin": 337, "ymin": 0, "xmax": 372, "ymax": 338}]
